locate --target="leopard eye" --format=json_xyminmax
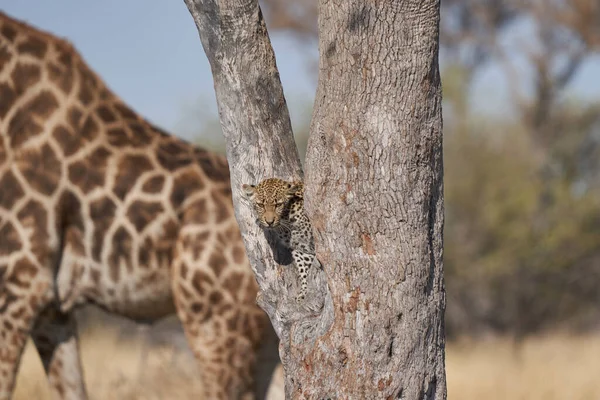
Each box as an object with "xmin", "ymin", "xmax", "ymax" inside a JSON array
[
  {"xmin": 276, "ymin": 200, "xmax": 284, "ymax": 206},
  {"xmin": 256, "ymin": 202, "xmax": 264, "ymax": 207}
]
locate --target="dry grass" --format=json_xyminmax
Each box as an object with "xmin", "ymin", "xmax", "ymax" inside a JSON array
[
  {"xmin": 447, "ymin": 334, "xmax": 600, "ymax": 400},
  {"xmin": 12, "ymin": 329, "xmax": 599, "ymax": 399},
  {"xmin": 13, "ymin": 326, "xmax": 212, "ymax": 400}
]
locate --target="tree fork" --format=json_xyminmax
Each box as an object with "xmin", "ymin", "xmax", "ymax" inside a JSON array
[
  {"xmin": 183, "ymin": 0, "xmax": 333, "ymax": 396},
  {"xmin": 185, "ymin": 0, "xmax": 446, "ymax": 397}
]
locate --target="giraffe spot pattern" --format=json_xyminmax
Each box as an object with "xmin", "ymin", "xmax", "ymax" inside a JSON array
[
  {"xmin": 52, "ymin": 124, "xmax": 81, "ymax": 157},
  {"xmin": 10, "ymin": 62, "xmax": 41, "ymax": 94},
  {"xmin": 17, "ymin": 200, "xmax": 50, "ymax": 264},
  {"xmin": 113, "ymin": 102, "xmax": 138, "ymax": 120},
  {"xmin": 16, "ymin": 36, "xmax": 47, "ymax": 58},
  {"xmin": 68, "ymin": 146, "xmax": 112, "ymax": 193},
  {"xmin": 113, "ymin": 154, "xmax": 153, "ymax": 200},
  {"xmin": 198, "ymin": 155, "xmax": 230, "ymax": 182},
  {"xmin": 192, "ymin": 270, "xmax": 213, "ymax": 297},
  {"xmin": 67, "ymin": 107, "xmax": 83, "ymax": 129},
  {"xmin": 16, "ymin": 144, "xmax": 61, "ymax": 195},
  {"xmin": 211, "ymin": 190, "xmax": 231, "ymax": 223},
  {"xmin": 152, "ymin": 219, "xmax": 178, "ymax": 267},
  {"xmin": 156, "ymin": 139, "xmax": 194, "ymax": 171},
  {"xmin": 182, "ymin": 199, "xmax": 208, "ymax": 224},
  {"xmin": 231, "ymin": 246, "xmax": 247, "ymax": 265},
  {"xmin": 0, "ymin": 45, "xmax": 10, "ymax": 71},
  {"xmin": 108, "ymin": 226, "xmax": 133, "ymax": 282},
  {"xmin": 221, "ymin": 272, "xmax": 245, "ymax": 300},
  {"xmin": 79, "ymin": 115, "xmax": 99, "ymax": 141},
  {"xmin": 95, "ymin": 104, "xmax": 116, "ymax": 123},
  {"xmin": 141, "ymin": 175, "xmax": 165, "ymax": 194},
  {"xmin": 0, "ymin": 12, "xmax": 274, "ymax": 400},
  {"xmin": 208, "ymin": 252, "xmax": 227, "ymax": 278},
  {"xmin": 8, "ymin": 90, "xmax": 58, "ymax": 149},
  {"xmin": 47, "ymin": 61, "xmax": 74, "ymax": 94},
  {"xmin": 77, "ymin": 72, "xmax": 95, "ymax": 106},
  {"xmin": 126, "ymin": 200, "xmax": 164, "ymax": 232},
  {"xmin": 0, "ymin": 83, "xmax": 16, "ymax": 118},
  {"xmin": 0, "ymin": 171, "xmax": 24, "ymax": 209},
  {"xmin": 137, "ymin": 237, "xmax": 153, "ymax": 268},
  {"xmin": 0, "ymin": 24, "xmax": 17, "ymax": 42},
  {"xmin": 171, "ymin": 170, "xmax": 205, "ymax": 209},
  {"xmin": 105, "ymin": 127, "xmax": 129, "ymax": 147},
  {"xmin": 129, "ymin": 122, "xmax": 153, "ymax": 144},
  {"xmin": 89, "ymin": 197, "xmax": 117, "ymax": 261},
  {"xmin": 7, "ymin": 258, "xmax": 37, "ymax": 289}
]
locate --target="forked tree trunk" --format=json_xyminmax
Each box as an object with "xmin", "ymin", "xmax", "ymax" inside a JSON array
[{"xmin": 184, "ymin": 0, "xmax": 446, "ymax": 397}]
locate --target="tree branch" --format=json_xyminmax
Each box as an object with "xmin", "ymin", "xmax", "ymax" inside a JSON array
[{"xmin": 183, "ymin": 0, "xmax": 332, "ymax": 396}]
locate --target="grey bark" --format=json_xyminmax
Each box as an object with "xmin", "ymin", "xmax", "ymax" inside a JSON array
[
  {"xmin": 301, "ymin": 0, "xmax": 446, "ymax": 397},
  {"xmin": 184, "ymin": 0, "xmax": 446, "ymax": 397}
]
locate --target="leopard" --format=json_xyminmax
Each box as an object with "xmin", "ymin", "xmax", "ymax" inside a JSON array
[{"xmin": 242, "ymin": 178, "xmax": 315, "ymax": 301}]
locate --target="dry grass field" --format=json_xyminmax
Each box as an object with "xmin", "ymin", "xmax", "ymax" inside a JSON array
[{"xmin": 12, "ymin": 326, "xmax": 600, "ymax": 400}]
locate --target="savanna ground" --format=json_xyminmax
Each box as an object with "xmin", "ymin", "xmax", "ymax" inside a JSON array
[{"xmin": 12, "ymin": 310, "xmax": 600, "ymax": 400}]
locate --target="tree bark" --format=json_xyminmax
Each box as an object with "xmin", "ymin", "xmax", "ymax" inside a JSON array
[
  {"xmin": 182, "ymin": 1, "xmax": 331, "ymax": 392},
  {"xmin": 301, "ymin": 0, "xmax": 446, "ymax": 397},
  {"xmin": 184, "ymin": 0, "xmax": 446, "ymax": 397}
]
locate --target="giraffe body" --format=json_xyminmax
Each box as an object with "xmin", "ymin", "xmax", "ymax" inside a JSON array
[{"xmin": 0, "ymin": 12, "xmax": 277, "ymax": 400}]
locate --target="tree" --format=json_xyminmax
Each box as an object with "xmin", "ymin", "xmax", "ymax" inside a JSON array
[{"xmin": 184, "ymin": 0, "xmax": 446, "ymax": 397}]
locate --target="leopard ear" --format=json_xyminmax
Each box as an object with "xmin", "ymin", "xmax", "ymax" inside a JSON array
[
  {"xmin": 286, "ymin": 181, "xmax": 303, "ymax": 198},
  {"xmin": 241, "ymin": 184, "xmax": 256, "ymax": 198}
]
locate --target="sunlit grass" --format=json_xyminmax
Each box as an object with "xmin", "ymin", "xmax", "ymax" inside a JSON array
[{"xmin": 447, "ymin": 334, "xmax": 600, "ymax": 400}]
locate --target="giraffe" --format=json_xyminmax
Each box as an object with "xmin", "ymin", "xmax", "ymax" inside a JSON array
[{"xmin": 0, "ymin": 12, "xmax": 279, "ymax": 400}]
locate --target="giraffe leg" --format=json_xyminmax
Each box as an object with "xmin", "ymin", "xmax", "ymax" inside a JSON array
[
  {"xmin": 0, "ymin": 259, "xmax": 53, "ymax": 400},
  {"xmin": 31, "ymin": 307, "xmax": 87, "ymax": 400},
  {"xmin": 173, "ymin": 285, "xmax": 260, "ymax": 399},
  {"xmin": 171, "ymin": 256, "xmax": 267, "ymax": 398}
]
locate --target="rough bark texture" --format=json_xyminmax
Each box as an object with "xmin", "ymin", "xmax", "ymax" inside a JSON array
[
  {"xmin": 185, "ymin": 0, "xmax": 446, "ymax": 397},
  {"xmin": 183, "ymin": 0, "xmax": 332, "ymax": 389},
  {"xmin": 300, "ymin": 0, "xmax": 447, "ymax": 398}
]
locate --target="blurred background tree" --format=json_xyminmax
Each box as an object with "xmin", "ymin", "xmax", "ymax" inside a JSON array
[{"xmin": 181, "ymin": 0, "xmax": 600, "ymax": 340}]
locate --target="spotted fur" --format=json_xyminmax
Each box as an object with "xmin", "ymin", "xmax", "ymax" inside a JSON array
[{"xmin": 242, "ymin": 178, "xmax": 314, "ymax": 301}]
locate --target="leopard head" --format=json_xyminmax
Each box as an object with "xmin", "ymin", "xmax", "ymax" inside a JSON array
[{"xmin": 242, "ymin": 178, "xmax": 302, "ymax": 228}]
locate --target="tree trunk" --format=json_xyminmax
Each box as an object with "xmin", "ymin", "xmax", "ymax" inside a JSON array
[
  {"xmin": 184, "ymin": 0, "xmax": 446, "ymax": 397},
  {"xmin": 301, "ymin": 0, "xmax": 446, "ymax": 396}
]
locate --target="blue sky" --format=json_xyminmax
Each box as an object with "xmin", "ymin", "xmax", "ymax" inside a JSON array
[
  {"xmin": 2, "ymin": 0, "xmax": 316, "ymax": 141},
  {"xmin": 3, "ymin": 1, "xmax": 599, "ymax": 142}
]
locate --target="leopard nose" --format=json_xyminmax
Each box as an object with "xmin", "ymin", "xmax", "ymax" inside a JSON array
[{"xmin": 264, "ymin": 214, "xmax": 275, "ymax": 225}]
